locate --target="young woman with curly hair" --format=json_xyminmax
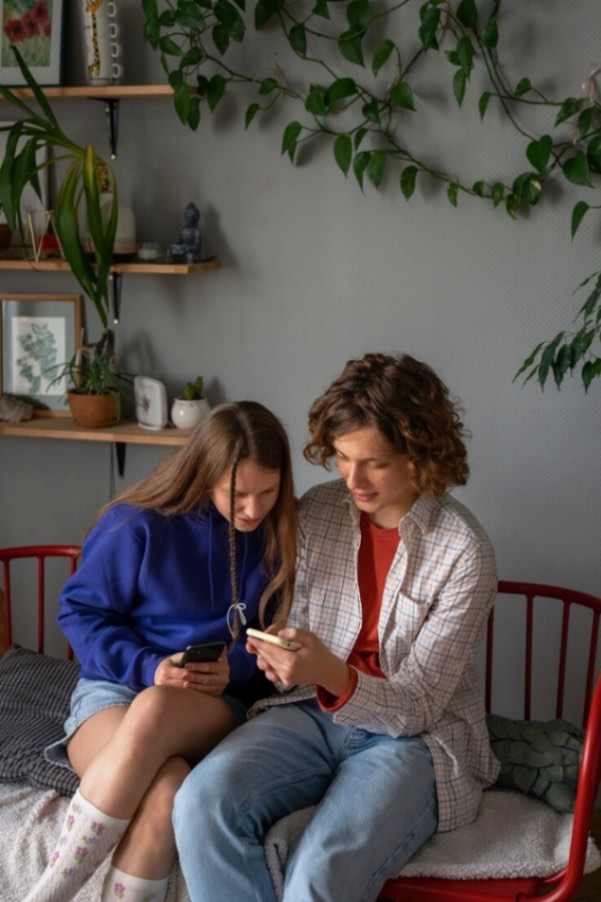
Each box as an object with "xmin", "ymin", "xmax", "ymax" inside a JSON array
[{"xmin": 174, "ymin": 354, "xmax": 499, "ymax": 902}]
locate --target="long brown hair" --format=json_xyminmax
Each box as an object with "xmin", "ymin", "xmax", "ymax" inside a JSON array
[
  {"xmin": 304, "ymin": 353, "xmax": 469, "ymax": 496},
  {"xmin": 97, "ymin": 401, "xmax": 297, "ymax": 630}
]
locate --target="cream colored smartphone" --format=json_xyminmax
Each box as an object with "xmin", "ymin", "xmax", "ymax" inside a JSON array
[{"xmin": 246, "ymin": 628, "xmax": 300, "ymax": 651}]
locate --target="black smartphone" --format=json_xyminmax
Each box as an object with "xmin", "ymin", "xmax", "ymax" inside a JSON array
[{"xmin": 178, "ymin": 642, "xmax": 225, "ymax": 666}]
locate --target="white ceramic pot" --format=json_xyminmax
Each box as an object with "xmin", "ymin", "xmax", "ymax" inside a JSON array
[{"xmin": 171, "ymin": 397, "xmax": 210, "ymax": 429}]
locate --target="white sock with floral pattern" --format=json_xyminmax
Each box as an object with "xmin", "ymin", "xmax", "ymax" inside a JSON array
[
  {"xmin": 23, "ymin": 788, "xmax": 131, "ymax": 902},
  {"xmin": 101, "ymin": 866, "xmax": 169, "ymax": 901}
]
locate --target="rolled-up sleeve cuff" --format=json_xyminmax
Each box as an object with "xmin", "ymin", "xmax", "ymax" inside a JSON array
[{"xmin": 316, "ymin": 666, "xmax": 359, "ymax": 712}]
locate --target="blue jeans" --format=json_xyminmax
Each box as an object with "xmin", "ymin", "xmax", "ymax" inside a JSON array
[{"xmin": 173, "ymin": 699, "xmax": 438, "ymax": 902}]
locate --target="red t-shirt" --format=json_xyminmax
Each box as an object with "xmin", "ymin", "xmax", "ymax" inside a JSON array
[{"xmin": 318, "ymin": 512, "xmax": 399, "ymax": 710}]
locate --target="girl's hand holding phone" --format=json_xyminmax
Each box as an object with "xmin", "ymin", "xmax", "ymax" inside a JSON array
[{"xmin": 155, "ymin": 644, "xmax": 230, "ymax": 694}]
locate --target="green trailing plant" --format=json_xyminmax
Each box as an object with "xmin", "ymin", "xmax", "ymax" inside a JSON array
[
  {"xmin": 142, "ymin": 0, "xmax": 601, "ymax": 390},
  {"xmin": 0, "ymin": 46, "xmax": 118, "ymax": 333},
  {"xmin": 182, "ymin": 375, "xmax": 205, "ymax": 399}
]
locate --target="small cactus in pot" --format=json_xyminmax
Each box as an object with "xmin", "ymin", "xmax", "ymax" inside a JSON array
[{"xmin": 171, "ymin": 375, "xmax": 210, "ymax": 429}]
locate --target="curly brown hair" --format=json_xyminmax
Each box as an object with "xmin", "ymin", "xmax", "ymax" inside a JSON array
[{"xmin": 304, "ymin": 353, "xmax": 469, "ymax": 497}]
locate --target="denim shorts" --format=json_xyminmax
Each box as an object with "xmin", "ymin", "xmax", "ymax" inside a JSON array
[{"xmin": 44, "ymin": 677, "xmax": 247, "ymax": 771}]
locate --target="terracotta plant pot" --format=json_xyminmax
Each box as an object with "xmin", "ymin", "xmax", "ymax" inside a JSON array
[
  {"xmin": 68, "ymin": 392, "xmax": 120, "ymax": 428},
  {"xmin": 0, "ymin": 224, "xmax": 12, "ymax": 251}
]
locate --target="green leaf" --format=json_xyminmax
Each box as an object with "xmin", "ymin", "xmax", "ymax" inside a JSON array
[
  {"xmin": 325, "ymin": 78, "xmax": 358, "ymax": 105},
  {"xmin": 453, "ymin": 69, "xmax": 467, "ymax": 107},
  {"xmin": 447, "ymin": 182, "xmax": 459, "ymax": 207},
  {"xmin": 456, "ymin": 36, "xmax": 474, "ymax": 76},
  {"xmin": 582, "ymin": 359, "xmax": 601, "ymax": 391},
  {"xmin": 526, "ymin": 135, "xmax": 552, "ymax": 174},
  {"xmin": 214, "ymin": 0, "xmax": 245, "ymax": 40},
  {"xmin": 400, "ymin": 165, "xmax": 417, "ymax": 199},
  {"xmin": 367, "ymin": 149, "xmax": 386, "ymax": 188},
  {"xmin": 338, "ymin": 30, "xmax": 365, "ymax": 66},
  {"xmin": 174, "ymin": 82, "xmax": 192, "ymax": 123},
  {"xmin": 255, "ymin": 0, "xmax": 273, "ymax": 28},
  {"xmin": 362, "ymin": 99, "xmax": 380, "ymax": 124},
  {"xmin": 552, "ymin": 344, "xmax": 572, "ymax": 387},
  {"xmin": 482, "ymin": 16, "xmax": 498, "ymax": 48},
  {"xmin": 515, "ymin": 77, "xmax": 532, "ymax": 97},
  {"xmin": 576, "ymin": 106, "xmax": 593, "ymax": 139},
  {"xmin": 158, "ymin": 35, "xmax": 183, "ymax": 56},
  {"xmin": 142, "ymin": 0, "xmax": 160, "ymax": 46},
  {"xmin": 259, "ymin": 77, "xmax": 279, "ymax": 96},
  {"xmin": 312, "ymin": 0, "xmax": 330, "ymax": 18},
  {"xmin": 176, "ymin": 2, "xmax": 207, "ymax": 28},
  {"xmin": 569, "ymin": 330, "xmax": 594, "ymax": 367},
  {"xmin": 491, "ymin": 182, "xmax": 505, "ymax": 206},
  {"xmin": 347, "ymin": 0, "xmax": 371, "ymax": 30},
  {"xmin": 479, "ymin": 91, "xmax": 491, "ymax": 119},
  {"xmin": 372, "ymin": 39, "xmax": 394, "ymax": 76},
  {"xmin": 334, "ymin": 134, "xmax": 352, "ymax": 176},
  {"xmin": 353, "ymin": 150, "xmax": 370, "ymax": 189},
  {"xmin": 538, "ymin": 333, "xmax": 565, "ymax": 389},
  {"xmin": 207, "ymin": 74, "xmax": 226, "ymax": 111},
  {"xmin": 389, "ymin": 81, "xmax": 416, "ymax": 111},
  {"xmin": 354, "ymin": 127, "xmax": 367, "ymax": 148},
  {"xmin": 181, "ymin": 47, "xmax": 206, "ymax": 69},
  {"xmin": 555, "ymin": 97, "xmax": 583, "ymax": 127},
  {"xmin": 457, "ymin": 0, "xmax": 478, "ymax": 29},
  {"xmin": 472, "ymin": 180, "xmax": 485, "ymax": 197},
  {"xmin": 571, "ymin": 201, "xmax": 590, "ymax": 239},
  {"xmin": 186, "ymin": 96, "xmax": 201, "ymax": 130},
  {"xmin": 245, "ymin": 103, "xmax": 261, "ymax": 128},
  {"xmin": 212, "ymin": 23, "xmax": 229, "ymax": 54},
  {"xmin": 305, "ymin": 84, "xmax": 328, "ymax": 116},
  {"xmin": 514, "ymin": 341, "xmax": 545, "ymax": 382},
  {"xmin": 289, "ymin": 23, "xmax": 307, "ymax": 56},
  {"xmin": 418, "ymin": 5, "xmax": 441, "ymax": 51},
  {"xmin": 282, "ymin": 121, "xmax": 302, "ymax": 161},
  {"xmin": 563, "ymin": 151, "xmax": 594, "ymax": 188},
  {"xmin": 586, "ymin": 136, "xmax": 601, "ymax": 173}
]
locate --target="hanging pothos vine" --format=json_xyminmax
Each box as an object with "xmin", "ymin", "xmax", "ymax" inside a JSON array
[{"xmin": 142, "ymin": 0, "xmax": 601, "ymax": 391}]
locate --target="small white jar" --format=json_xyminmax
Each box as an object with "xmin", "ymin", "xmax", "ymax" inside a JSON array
[{"xmin": 171, "ymin": 397, "xmax": 210, "ymax": 429}]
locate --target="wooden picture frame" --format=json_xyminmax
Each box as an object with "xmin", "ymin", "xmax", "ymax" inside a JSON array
[
  {"xmin": 0, "ymin": 0, "xmax": 65, "ymax": 86},
  {"xmin": 0, "ymin": 293, "xmax": 82, "ymax": 415}
]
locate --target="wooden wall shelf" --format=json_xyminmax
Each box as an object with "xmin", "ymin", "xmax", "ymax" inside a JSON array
[
  {"xmin": 0, "ymin": 417, "xmax": 191, "ymax": 447},
  {"xmin": 0, "ymin": 257, "xmax": 220, "ymax": 275},
  {"xmin": 9, "ymin": 85, "xmax": 176, "ymax": 100}
]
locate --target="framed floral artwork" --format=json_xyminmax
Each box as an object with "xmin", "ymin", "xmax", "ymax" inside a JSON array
[
  {"xmin": 0, "ymin": 293, "xmax": 82, "ymax": 413},
  {"xmin": 1, "ymin": 0, "xmax": 65, "ymax": 86}
]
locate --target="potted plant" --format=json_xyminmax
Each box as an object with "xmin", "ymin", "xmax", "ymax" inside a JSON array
[
  {"xmin": 0, "ymin": 47, "xmax": 124, "ymax": 422},
  {"xmin": 48, "ymin": 331, "xmax": 133, "ymax": 428},
  {"xmin": 171, "ymin": 375, "xmax": 210, "ymax": 429}
]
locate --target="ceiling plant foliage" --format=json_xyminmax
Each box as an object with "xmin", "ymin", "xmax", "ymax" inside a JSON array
[{"xmin": 142, "ymin": 0, "xmax": 601, "ymax": 391}]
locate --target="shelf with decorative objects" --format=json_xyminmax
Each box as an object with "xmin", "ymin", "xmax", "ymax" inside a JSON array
[{"xmin": 0, "ymin": 84, "xmax": 210, "ymax": 461}]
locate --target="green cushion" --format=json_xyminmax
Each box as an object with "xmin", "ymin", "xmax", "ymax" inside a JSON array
[{"xmin": 487, "ymin": 712, "xmax": 583, "ymax": 813}]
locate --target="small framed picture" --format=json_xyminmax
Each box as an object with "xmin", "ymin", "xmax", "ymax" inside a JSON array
[
  {"xmin": 0, "ymin": 293, "xmax": 82, "ymax": 414},
  {"xmin": 0, "ymin": 0, "xmax": 65, "ymax": 86}
]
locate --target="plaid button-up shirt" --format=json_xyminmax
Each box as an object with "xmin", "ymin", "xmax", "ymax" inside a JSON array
[{"xmin": 251, "ymin": 479, "xmax": 500, "ymax": 832}]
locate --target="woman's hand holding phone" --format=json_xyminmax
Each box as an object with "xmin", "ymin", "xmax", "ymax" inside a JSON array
[{"xmin": 247, "ymin": 627, "xmax": 352, "ymax": 696}]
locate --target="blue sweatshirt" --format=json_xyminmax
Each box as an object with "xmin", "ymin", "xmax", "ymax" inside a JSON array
[{"xmin": 58, "ymin": 502, "xmax": 271, "ymax": 691}]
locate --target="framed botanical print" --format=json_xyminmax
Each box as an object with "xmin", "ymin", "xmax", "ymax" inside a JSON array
[{"xmin": 0, "ymin": 293, "xmax": 82, "ymax": 413}]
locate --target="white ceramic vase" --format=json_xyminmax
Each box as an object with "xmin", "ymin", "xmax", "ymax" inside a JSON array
[{"xmin": 171, "ymin": 397, "xmax": 210, "ymax": 429}]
